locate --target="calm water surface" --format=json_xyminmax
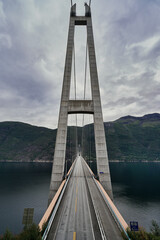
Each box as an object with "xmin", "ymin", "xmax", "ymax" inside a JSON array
[{"xmin": 0, "ymin": 162, "xmax": 160, "ymax": 234}]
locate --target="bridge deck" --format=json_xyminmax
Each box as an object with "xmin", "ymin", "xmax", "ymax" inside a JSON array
[{"xmin": 47, "ymin": 156, "xmax": 123, "ymax": 240}]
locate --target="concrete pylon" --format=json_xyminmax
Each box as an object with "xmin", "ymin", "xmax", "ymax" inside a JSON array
[{"xmin": 48, "ymin": 3, "xmax": 113, "ymax": 205}]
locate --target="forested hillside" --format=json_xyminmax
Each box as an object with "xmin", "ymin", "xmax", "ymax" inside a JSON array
[{"xmin": 0, "ymin": 113, "xmax": 160, "ymax": 162}]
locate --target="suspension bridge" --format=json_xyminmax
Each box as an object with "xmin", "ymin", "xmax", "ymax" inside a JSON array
[{"xmin": 39, "ymin": 2, "xmax": 130, "ymax": 240}]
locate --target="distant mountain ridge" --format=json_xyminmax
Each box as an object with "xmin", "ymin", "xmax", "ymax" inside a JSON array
[
  {"xmin": 0, "ymin": 113, "xmax": 160, "ymax": 162},
  {"xmin": 116, "ymin": 113, "xmax": 160, "ymax": 123},
  {"xmin": 103, "ymin": 113, "xmax": 160, "ymax": 161}
]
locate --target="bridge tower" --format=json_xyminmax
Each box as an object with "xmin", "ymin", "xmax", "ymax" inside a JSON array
[{"xmin": 48, "ymin": 3, "xmax": 113, "ymax": 204}]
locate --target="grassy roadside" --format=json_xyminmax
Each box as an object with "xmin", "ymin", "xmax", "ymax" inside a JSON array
[{"xmin": 122, "ymin": 220, "xmax": 160, "ymax": 240}]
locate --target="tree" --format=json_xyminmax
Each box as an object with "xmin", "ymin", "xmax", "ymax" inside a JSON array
[
  {"xmin": 2, "ymin": 230, "xmax": 14, "ymax": 240},
  {"xmin": 150, "ymin": 220, "xmax": 160, "ymax": 237},
  {"xmin": 19, "ymin": 224, "xmax": 41, "ymax": 240}
]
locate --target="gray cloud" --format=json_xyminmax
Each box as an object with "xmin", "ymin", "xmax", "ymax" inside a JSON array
[
  {"xmin": 93, "ymin": 0, "xmax": 160, "ymax": 122},
  {"xmin": 0, "ymin": 0, "xmax": 160, "ymax": 128}
]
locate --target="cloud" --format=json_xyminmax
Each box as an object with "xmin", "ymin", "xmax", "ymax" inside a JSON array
[
  {"xmin": 0, "ymin": 0, "xmax": 70, "ymax": 127},
  {"xmin": 0, "ymin": 0, "xmax": 160, "ymax": 128},
  {"xmin": 92, "ymin": 0, "xmax": 160, "ymax": 122}
]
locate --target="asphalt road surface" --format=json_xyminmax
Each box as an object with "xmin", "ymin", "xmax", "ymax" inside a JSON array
[{"xmin": 47, "ymin": 156, "xmax": 122, "ymax": 240}]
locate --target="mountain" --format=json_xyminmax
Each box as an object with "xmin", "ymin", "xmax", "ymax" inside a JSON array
[
  {"xmin": 105, "ymin": 113, "xmax": 160, "ymax": 161},
  {"xmin": 0, "ymin": 113, "xmax": 160, "ymax": 162},
  {"xmin": 0, "ymin": 122, "xmax": 56, "ymax": 162}
]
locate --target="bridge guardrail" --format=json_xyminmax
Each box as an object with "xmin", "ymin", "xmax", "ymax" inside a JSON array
[
  {"xmin": 94, "ymin": 180, "xmax": 131, "ymax": 240},
  {"xmin": 40, "ymin": 158, "xmax": 77, "ymax": 240},
  {"xmin": 83, "ymin": 159, "xmax": 131, "ymax": 240}
]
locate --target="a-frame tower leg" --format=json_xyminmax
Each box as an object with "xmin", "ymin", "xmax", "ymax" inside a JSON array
[
  {"xmin": 48, "ymin": 4, "xmax": 113, "ymax": 205},
  {"xmin": 86, "ymin": 4, "xmax": 113, "ymax": 199},
  {"xmin": 48, "ymin": 5, "xmax": 76, "ymax": 205}
]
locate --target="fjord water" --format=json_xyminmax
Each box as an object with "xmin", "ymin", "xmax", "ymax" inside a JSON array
[{"xmin": 0, "ymin": 162, "xmax": 160, "ymax": 234}]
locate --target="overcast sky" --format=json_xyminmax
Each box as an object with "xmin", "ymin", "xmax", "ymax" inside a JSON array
[{"xmin": 0, "ymin": 0, "xmax": 160, "ymax": 129}]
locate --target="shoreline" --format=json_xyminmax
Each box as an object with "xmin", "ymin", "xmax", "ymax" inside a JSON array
[
  {"xmin": 109, "ymin": 160, "xmax": 160, "ymax": 163},
  {"xmin": 0, "ymin": 160, "xmax": 52, "ymax": 163},
  {"xmin": 0, "ymin": 160, "xmax": 160, "ymax": 163}
]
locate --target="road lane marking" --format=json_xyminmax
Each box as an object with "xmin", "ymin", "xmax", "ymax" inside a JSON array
[
  {"xmin": 76, "ymin": 183, "xmax": 78, "ymax": 194},
  {"xmin": 75, "ymin": 196, "xmax": 77, "ymax": 213},
  {"xmin": 73, "ymin": 231, "xmax": 76, "ymax": 240}
]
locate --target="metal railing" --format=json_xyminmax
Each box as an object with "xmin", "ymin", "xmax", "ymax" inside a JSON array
[
  {"xmin": 41, "ymin": 159, "xmax": 76, "ymax": 240},
  {"xmin": 83, "ymin": 159, "xmax": 131, "ymax": 240}
]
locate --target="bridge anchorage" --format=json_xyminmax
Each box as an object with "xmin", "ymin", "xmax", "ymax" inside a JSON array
[{"xmin": 48, "ymin": 3, "xmax": 113, "ymax": 205}]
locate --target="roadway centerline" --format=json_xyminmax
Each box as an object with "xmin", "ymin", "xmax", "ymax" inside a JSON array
[
  {"xmin": 47, "ymin": 157, "xmax": 101, "ymax": 240},
  {"xmin": 76, "ymin": 181, "xmax": 78, "ymax": 194},
  {"xmin": 73, "ymin": 231, "xmax": 76, "ymax": 240},
  {"xmin": 75, "ymin": 197, "xmax": 77, "ymax": 213}
]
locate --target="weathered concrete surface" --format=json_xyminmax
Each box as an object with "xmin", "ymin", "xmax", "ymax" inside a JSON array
[
  {"xmin": 48, "ymin": 5, "xmax": 76, "ymax": 205},
  {"xmin": 68, "ymin": 100, "xmax": 94, "ymax": 114},
  {"xmin": 48, "ymin": 3, "xmax": 113, "ymax": 205},
  {"xmin": 86, "ymin": 4, "xmax": 113, "ymax": 199},
  {"xmin": 47, "ymin": 157, "xmax": 122, "ymax": 240}
]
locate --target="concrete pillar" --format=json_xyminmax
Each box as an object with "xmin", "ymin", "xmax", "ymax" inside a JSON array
[
  {"xmin": 48, "ymin": 3, "xmax": 113, "ymax": 204},
  {"xmin": 86, "ymin": 5, "xmax": 113, "ymax": 199},
  {"xmin": 48, "ymin": 5, "xmax": 76, "ymax": 205}
]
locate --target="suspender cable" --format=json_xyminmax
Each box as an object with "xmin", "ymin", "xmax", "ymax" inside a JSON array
[
  {"xmin": 84, "ymin": 41, "xmax": 88, "ymax": 103},
  {"xmin": 81, "ymin": 40, "xmax": 88, "ymax": 157},
  {"xmin": 73, "ymin": 42, "xmax": 78, "ymax": 155},
  {"xmin": 89, "ymin": 114, "xmax": 91, "ymax": 166},
  {"xmin": 89, "ymin": 0, "xmax": 91, "ymax": 7},
  {"xmin": 73, "ymin": 43, "xmax": 77, "ymax": 101},
  {"xmin": 71, "ymin": 0, "xmax": 73, "ymax": 6},
  {"xmin": 82, "ymin": 42, "xmax": 87, "ymax": 126}
]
